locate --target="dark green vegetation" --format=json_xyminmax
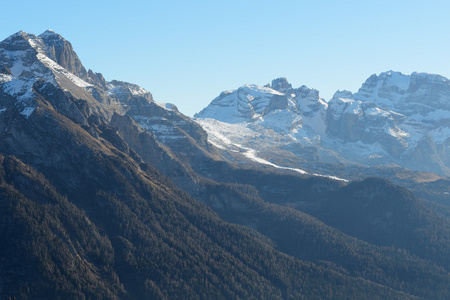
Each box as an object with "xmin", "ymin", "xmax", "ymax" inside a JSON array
[
  {"xmin": 198, "ymin": 179, "xmax": 450, "ymax": 299},
  {"xmin": 0, "ymin": 150, "xmax": 414, "ymax": 299}
]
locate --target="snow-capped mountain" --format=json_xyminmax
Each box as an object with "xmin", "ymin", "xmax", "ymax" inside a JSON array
[{"xmin": 195, "ymin": 73, "xmax": 450, "ymax": 176}]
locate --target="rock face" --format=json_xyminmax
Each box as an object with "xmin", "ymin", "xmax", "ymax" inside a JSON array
[
  {"xmin": 196, "ymin": 73, "xmax": 450, "ymax": 176},
  {"xmin": 326, "ymin": 91, "xmax": 408, "ymax": 158},
  {"xmin": 38, "ymin": 29, "xmax": 88, "ymax": 79}
]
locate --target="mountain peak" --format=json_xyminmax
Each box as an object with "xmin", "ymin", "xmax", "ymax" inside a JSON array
[
  {"xmin": 2, "ymin": 30, "xmax": 34, "ymax": 43},
  {"xmin": 36, "ymin": 30, "xmax": 88, "ymax": 80},
  {"xmin": 332, "ymin": 90, "xmax": 353, "ymax": 99},
  {"xmin": 379, "ymin": 70, "xmax": 405, "ymax": 77},
  {"xmin": 41, "ymin": 29, "xmax": 56, "ymax": 35},
  {"xmin": 38, "ymin": 29, "xmax": 64, "ymax": 41},
  {"xmin": 0, "ymin": 31, "xmax": 40, "ymax": 54},
  {"xmin": 410, "ymin": 71, "xmax": 449, "ymax": 83},
  {"xmin": 9, "ymin": 30, "xmax": 28, "ymax": 38},
  {"xmin": 271, "ymin": 77, "xmax": 292, "ymax": 92},
  {"xmin": 377, "ymin": 70, "xmax": 409, "ymax": 82},
  {"xmin": 11, "ymin": 30, "xmax": 26, "ymax": 37}
]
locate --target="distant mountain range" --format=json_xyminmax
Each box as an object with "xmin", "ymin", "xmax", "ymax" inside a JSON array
[
  {"xmin": 195, "ymin": 72, "xmax": 450, "ymax": 177},
  {"xmin": 1, "ymin": 30, "xmax": 449, "ymax": 299}
]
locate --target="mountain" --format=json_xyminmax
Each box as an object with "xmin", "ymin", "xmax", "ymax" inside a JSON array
[
  {"xmin": 195, "ymin": 73, "xmax": 450, "ymax": 177},
  {"xmin": 1, "ymin": 30, "xmax": 450, "ymax": 299}
]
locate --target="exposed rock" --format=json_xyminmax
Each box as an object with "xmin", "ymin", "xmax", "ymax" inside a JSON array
[
  {"xmin": 271, "ymin": 77, "xmax": 292, "ymax": 92},
  {"xmin": 0, "ymin": 66, "xmax": 11, "ymax": 75},
  {"xmin": 87, "ymin": 69, "xmax": 107, "ymax": 89},
  {"xmin": 38, "ymin": 29, "xmax": 88, "ymax": 80}
]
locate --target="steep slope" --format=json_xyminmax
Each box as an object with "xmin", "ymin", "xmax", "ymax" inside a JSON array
[{"xmin": 0, "ymin": 155, "xmax": 123, "ymax": 299}]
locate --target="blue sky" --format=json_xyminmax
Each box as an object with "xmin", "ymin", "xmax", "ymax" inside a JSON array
[{"xmin": 1, "ymin": 0, "xmax": 450, "ymax": 116}]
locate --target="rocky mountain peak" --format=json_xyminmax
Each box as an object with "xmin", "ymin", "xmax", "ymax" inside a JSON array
[
  {"xmin": 379, "ymin": 70, "xmax": 406, "ymax": 78},
  {"xmin": 0, "ymin": 30, "xmax": 129, "ymax": 100},
  {"xmin": 37, "ymin": 30, "xmax": 88, "ymax": 80},
  {"xmin": 0, "ymin": 31, "xmax": 37, "ymax": 51},
  {"xmin": 38, "ymin": 29, "xmax": 64, "ymax": 41},
  {"xmin": 332, "ymin": 90, "xmax": 354, "ymax": 100},
  {"xmin": 355, "ymin": 71, "xmax": 410, "ymax": 103},
  {"xmin": 4, "ymin": 30, "xmax": 32, "ymax": 41},
  {"xmin": 271, "ymin": 77, "xmax": 292, "ymax": 92},
  {"xmin": 0, "ymin": 30, "xmax": 88, "ymax": 82}
]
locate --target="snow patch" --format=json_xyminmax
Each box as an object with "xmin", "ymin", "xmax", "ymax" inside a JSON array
[
  {"xmin": 240, "ymin": 144, "xmax": 308, "ymax": 174},
  {"xmin": 0, "ymin": 73, "xmax": 13, "ymax": 83},
  {"xmin": 256, "ymin": 109, "xmax": 302, "ymax": 134},
  {"xmin": 20, "ymin": 106, "xmax": 35, "ymax": 118},
  {"xmin": 3, "ymin": 77, "xmax": 36, "ymax": 101},
  {"xmin": 129, "ymin": 85, "xmax": 148, "ymax": 96},
  {"xmin": 107, "ymin": 81, "xmax": 150, "ymax": 98},
  {"xmin": 2, "ymin": 77, "xmax": 37, "ymax": 118},
  {"xmin": 365, "ymin": 106, "xmax": 390, "ymax": 117},
  {"xmin": 36, "ymin": 53, "xmax": 91, "ymax": 88},
  {"xmin": 386, "ymin": 126, "xmax": 410, "ymax": 139},
  {"xmin": 131, "ymin": 115, "xmax": 185, "ymax": 141},
  {"xmin": 156, "ymin": 102, "xmax": 176, "ymax": 111}
]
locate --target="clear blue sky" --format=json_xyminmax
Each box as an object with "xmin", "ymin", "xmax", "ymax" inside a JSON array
[{"xmin": 1, "ymin": 0, "xmax": 450, "ymax": 116}]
